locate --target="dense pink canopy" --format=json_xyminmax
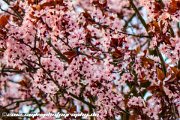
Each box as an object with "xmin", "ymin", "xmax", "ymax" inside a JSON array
[{"xmin": 0, "ymin": 0, "xmax": 179, "ymax": 119}]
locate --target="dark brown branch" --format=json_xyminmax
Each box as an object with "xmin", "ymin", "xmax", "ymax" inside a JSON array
[
  {"xmin": 129, "ymin": 0, "xmax": 148, "ymax": 31},
  {"xmin": 156, "ymin": 47, "xmax": 167, "ymax": 75},
  {"xmin": 123, "ymin": 7, "xmax": 143, "ymax": 29},
  {"xmin": 47, "ymin": 39, "xmax": 69, "ymax": 62}
]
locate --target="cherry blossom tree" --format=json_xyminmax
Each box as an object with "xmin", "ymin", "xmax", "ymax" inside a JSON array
[{"xmin": 0, "ymin": 0, "xmax": 179, "ymax": 119}]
